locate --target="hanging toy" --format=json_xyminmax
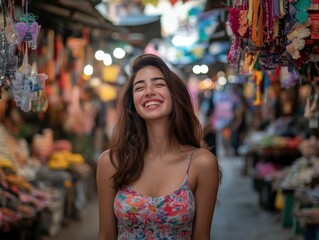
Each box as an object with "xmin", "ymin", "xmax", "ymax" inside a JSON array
[
  {"xmin": 16, "ymin": 13, "xmax": 40, "ymax": 49},
  {"xmin": 15, "ymin": 0, "xmax": 41, "ymax": 49},
  {"xmin": 13, "ymin": 47, "xmax": 48, "ymax": 112},
  {"xmin": 12, "ymin": 52, "xmax": 34, "ymax": 112},
  {"xmin": 30, "ymin": 62, "xmax": 48, "ymax": 113}
]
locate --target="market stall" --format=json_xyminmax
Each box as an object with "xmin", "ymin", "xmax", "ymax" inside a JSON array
[{"xmin": 227, "ymin": 0, "xmax": 319, "ymax": 239}]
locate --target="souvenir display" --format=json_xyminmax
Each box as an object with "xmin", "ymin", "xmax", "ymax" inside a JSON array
[{"xmin": 0, "ymin": 0, "xmax": 47, "ymax": 113}]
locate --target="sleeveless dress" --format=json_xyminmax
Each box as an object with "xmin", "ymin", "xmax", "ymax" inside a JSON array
[{"xmin": 113, "ymin": 150, "xmax": 196, "ymax": 240}]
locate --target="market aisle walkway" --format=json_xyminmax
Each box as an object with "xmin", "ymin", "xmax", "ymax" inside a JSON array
[
  {"xmin": 211, "ymin": 156, "xmax": 302, "ymax": 240},
  {"xmin": 43, "ymin": 156, "xmax": 302, "ymax": 240},
  {"xmin": 42, "ymin": 193, "xmax": 99, "ymax": 240}
]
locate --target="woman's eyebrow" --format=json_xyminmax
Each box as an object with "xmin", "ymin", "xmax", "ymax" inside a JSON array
[
  {"xmin": 151, "ymin": 77, "xmax": 165, "ymax": 81},
  {"xmin": 133, "ymin": 80, "xmax": 145, "ymax": 86},
  {"xmin": 133, "ymin": 77, "xmax": 165, "ymax": 86}
]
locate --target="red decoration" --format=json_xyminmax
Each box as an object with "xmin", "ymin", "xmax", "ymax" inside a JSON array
[{"xmin": 170, "ymin": 0, "xmax": 178, "ymax": 6}]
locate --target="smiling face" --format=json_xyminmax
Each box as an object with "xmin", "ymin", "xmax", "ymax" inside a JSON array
[{"xmin": 133, "ymin": 66, "xmax": 173, "ymax": 121}]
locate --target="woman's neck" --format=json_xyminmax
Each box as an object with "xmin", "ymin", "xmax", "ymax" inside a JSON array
[{"xmin": 146, "ymin": 120, "xmax": 174, "ymax": 157}]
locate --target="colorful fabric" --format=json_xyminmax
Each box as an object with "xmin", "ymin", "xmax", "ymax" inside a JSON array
[{"xmin": 114, "ymin": 151, "xmax": 196, "ymax": 240}]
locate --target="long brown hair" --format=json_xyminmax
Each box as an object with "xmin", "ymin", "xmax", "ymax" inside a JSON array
[{"xmin": 109, "ymin": 54, "xmax": 203, "ymax": 190}]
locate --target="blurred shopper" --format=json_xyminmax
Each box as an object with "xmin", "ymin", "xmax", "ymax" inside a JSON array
[
  {"xmin": 201, "ymin": 90, "xmax": 217, "ymax": 156},
  {"xmin": 97, "ymin": 54, "xmax": 220, "ymax": 239},
  {"xmin": 230, "ymin": 84, "xmax": 248, "ymax": 156},
  {"xmin": 211, "ymin": 85, "xmax": 234, "ymax": 157}
]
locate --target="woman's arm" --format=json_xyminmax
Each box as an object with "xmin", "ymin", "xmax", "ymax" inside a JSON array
[
  {"xmin": 96, "ymin": 150, "xmax": 118, "ymax": 240},
  {"xmin": 192, "ymin": 148, "xmax": 220, "ymax": 240}
]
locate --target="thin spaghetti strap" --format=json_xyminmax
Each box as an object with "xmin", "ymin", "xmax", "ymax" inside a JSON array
[{"xmin": 186, "ymin": 148, "xmax": 196, "ymax": 175}]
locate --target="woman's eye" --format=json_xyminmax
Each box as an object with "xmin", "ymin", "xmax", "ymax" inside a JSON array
[
  {"xmin": 156, "ymin": 83, "xmax": 165, "ymax": 87},
  {"xmin": 134, "ymin": 86, "xmax": 144, "ymax": 91}
]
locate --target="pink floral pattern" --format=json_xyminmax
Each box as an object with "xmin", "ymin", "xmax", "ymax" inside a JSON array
[{"xmin": 114, "ymin": 176, "xmax": 195, "ymax": 240}]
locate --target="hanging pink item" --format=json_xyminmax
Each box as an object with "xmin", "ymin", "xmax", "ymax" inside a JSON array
[
  {"xmin": 16, "ymin": 19, "xmax": 40, "ymax": 49},
  {"xmin": 169, "ymin": 0, "xmax": 178, "ymax": 6}
]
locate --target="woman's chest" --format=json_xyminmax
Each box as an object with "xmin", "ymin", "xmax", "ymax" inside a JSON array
[
  {"xmin": 131, "ymin": 156, "xmax": 197, "ymax": 197},
  {"xmin": 114, "ymin": 186, "xmax": 195, "ymax": 228}
]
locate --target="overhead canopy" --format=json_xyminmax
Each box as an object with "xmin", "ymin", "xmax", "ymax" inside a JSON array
[
  {"xmin": 26, "ymin": 0, "xmax": 163, "ymax": 48},
  {"xmin": 29, "ymin": 0, "xmax": 128, "ymax": 39},
  {"xmin": 94, "ymin": 1, "xmax": 163, "ymax": 48},
  {"xmin": 25, "ymin": 0, "xmax": 230, "ymax": 63}
]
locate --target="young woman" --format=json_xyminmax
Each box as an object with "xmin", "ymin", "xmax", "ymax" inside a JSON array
[{"xmin": 97, "ymin": 54, "xmax": 220, "ymax": 240}]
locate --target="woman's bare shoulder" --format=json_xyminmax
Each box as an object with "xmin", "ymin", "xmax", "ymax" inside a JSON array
[
  {"xmin": 192, "ymin": 147, "xmax": 218, "ymax": 172},
  {"xmin": 97, "ymin": 150, "xmax": 117, "ymax": 176},
  {"xmin": 98, "ymin": 149, "xmax": 110, "ymax": 164},
  {"xmin": 99, "ymin": 149, "xmax": 110, "ymax": 160}
]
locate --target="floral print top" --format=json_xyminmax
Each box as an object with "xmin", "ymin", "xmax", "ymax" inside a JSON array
[{"xmin": 114, "ymin": 152, "xmax": 196, "ymax": 240}]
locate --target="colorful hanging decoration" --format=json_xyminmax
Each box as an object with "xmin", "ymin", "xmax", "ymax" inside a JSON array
[
  {"xmin": 227, "ymin": 0, "xmax": 317, "ymax": 71},
  {"xmin": 16, "ymin": 0, "xmax": 40, "ymax": 50},
  {"xmin": 16, "ymin": 16, "xmax": 40, "ymax": 49},
  {"xmin": 141, "ymin": 0, "xmax": 159, "ymax": 7},
  {"xmin": 227, "ymin": 0, "xmax": 319, "ymax": 110},
  {"xmin": 253, "ymin": 70, "xmax": 263, "ymax": 106},
  {"xmin": 13, "ymin": 50, "xmax": 48, "ymax": 112},
  {"xmin": 0, "ymin": 0, "xmax": 48, "ymax": 113},
  {"xmin": 169, "ymin": 0, "xmax": 178, "ymax": 6},
  {"xmin": 294, "ymin": 0, "xmax": 311, "ymax": 24},
  {"xmin": 251, "ymin": 0, "xmax": 263, "ymax": 47},
  {"xmin": 0, "ymin": 0, "xmax": 18, "ymax": 99}
]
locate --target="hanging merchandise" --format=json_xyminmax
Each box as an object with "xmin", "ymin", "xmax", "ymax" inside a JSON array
[
  {"xmin": 294, "ymin": 0, "xmax": 311, "ymax": 24},
  {"xmin": 227, "ymin": 0, "xmax": 319, "ymax": 72},
  {"xmin": 169, "ymin": 0, "xmax": 178, "ymax": 6},
  {"xmin": 16, "ymin": 14, "xmax": 40, "ymax": 49},
  {"xmin": 13, "ymin": 0, "xmax": 40, "ymax": 49},
  {"xmin": 141, "ymin": 0, "xmax": 159, "ymax": 7},
  {"xmin": 253, "ymin": 70, "xmax": 263, "ymax": 106},
  {"xmin": 285, "ymin": 18, "xmax": 311, "ymax": 60},
  {"xmin": 0, "ymin": 0, "xmax": 48, "ymax": 113},
  {"xmin": 227, "ymin": 6, "xmax": 242, "ymax": 68},
  {"xmin": 0, "ymin": 0, "xmax": 18, "ymax": 99},
  {"xmin": 13, "ymin": 52, "xmax": 48, "ymax": 112},
  {"xmin": 227, "ymin": 0, "xmax": 319, "ymax": 110},
  {"xmin": 0, "ymin": 0, "xmax": 48, "ymax": 112}
]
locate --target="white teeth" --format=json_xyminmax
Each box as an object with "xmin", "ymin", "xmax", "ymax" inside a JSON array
[{"xmin": 145, "ymin": 101, "xmax": 161, "ymax": 108}]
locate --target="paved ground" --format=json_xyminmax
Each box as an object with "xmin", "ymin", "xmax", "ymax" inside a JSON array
[
  {"xmin": 43, "ymin": 156, "xmax": 303, "ymax": 240},
  {"xmin": 211, "ymin": 157, "xmax": 302, "ymax": 240}
]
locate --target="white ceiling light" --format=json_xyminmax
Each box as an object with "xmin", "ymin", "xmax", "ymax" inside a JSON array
[
  {"xmin": 84, "ymin": 64, "xmax": 93, "ymax": 76},
  {"xmin": 113, "ymin": 47, "xmax": 126, "ymax": 59},
  {"xmin": 103, "ymin": 53, "xmax": 112, "ymax": 66},
  {"xmin": 95, "ymin": 50, "xmax": 105, "ymax": 61}
]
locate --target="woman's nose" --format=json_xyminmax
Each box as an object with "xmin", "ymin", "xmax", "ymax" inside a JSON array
[{"xmin": 145, "ymin": 84, "xmax": 155, "ymax": 95}]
